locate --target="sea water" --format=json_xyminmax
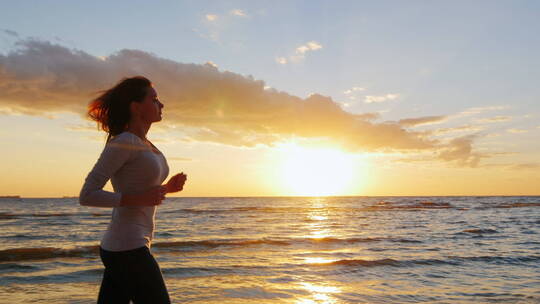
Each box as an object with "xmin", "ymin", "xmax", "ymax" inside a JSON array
[{"xmin": 0, "ymin": 196, "xmax": 539, "ymax": 303}]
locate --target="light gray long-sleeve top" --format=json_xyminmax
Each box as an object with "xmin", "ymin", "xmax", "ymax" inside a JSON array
[{"xmin": 79, "ymin": 131, "xmax": 169, "ymax": 251}]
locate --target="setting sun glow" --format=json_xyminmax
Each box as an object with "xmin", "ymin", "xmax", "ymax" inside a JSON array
[{"xmin": 280, "ymin": 145, "xmax": 358, "ymax": 196}]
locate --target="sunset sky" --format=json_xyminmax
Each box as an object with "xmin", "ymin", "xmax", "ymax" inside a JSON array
[{"xmin": 1, "ymin": 1, "xmax": 539, "ymax": 197}]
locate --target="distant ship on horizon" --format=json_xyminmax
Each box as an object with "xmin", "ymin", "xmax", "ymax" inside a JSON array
[{"xmin": 0, "ymin": 195, "xmax": 21, "ymax": 199}]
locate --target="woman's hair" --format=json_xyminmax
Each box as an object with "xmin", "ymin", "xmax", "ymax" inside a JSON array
[{"xmin": 88, "ymin": 76, "xmax": 152, "ymax": 142}]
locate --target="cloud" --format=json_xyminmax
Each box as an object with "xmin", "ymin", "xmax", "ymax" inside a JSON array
[
  {"xmin": 65, "ymin": 123, "xmax": 96, "ymax": 132},
  {"xmin": 436, "ymin": 135, "xmax": 485, "ymax": 167},
  {"xmin": 296, "ymin": 41, "xmax": 322, "ymax": 54},
  {"xmin": 230, "ymin": 9, "xmax": 247, "ymax": 17},
  {"xmin": 456, "ymin": 105, "xmax": 508, "ymax": 117},
  {"xmin": 205, "ymin": 61, "xmax": 218, "ymax": 68},
  {"xmin": 398, "ymin": 115, "xmax": 448, "ymax": 127},
  {"xmin": 364, "ymin": 94, "xmax": 399, "ymax": 104},
  {"xmin": 428, "ymin": 124, "xmax": 485, "ymax": 136},
  {"xmin": 343, "ymin": 87, "xmax": 365, "ymax": 95},
  {"xmin": 2, "ymin": 29, "xmax": 19, "ymax": 37},
  {"xmin": 278, "ymin": 41, "xmax": 322, "ymax": 64},
  {"xmin": 476, "ymin": 115, "xmax": 512, "ymax": 123},
  {"xmin": 507, "ymin": 128, "xmax": 528, "ymax": 134},
  {"xmin": 0, "ymin": 38, "xmax": 489, "ymax": 166},
  {"xmin": 399, "ymin": 134, "xmax": 490, "ymax": 168},
  {"xmin": 353, "ymin": 112, "xmax": 381, "ymax": 121},
  {"xmin": 205, "ymin": 14, "xmax": 218, "ymax": 21},
  {"xmin": 483, "ymin": 162, "xmax": 540, "ymax": 170},
  {"xmin": 275, "ymin": 57, "xmax": 287, "ymax": 65},
  {"xmin": 507, "ymin": 163, "xmax": 540, "ymax": 170}
]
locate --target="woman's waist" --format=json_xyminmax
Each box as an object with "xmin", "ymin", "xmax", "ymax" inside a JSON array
[
  {"xmin": 108, "ymin": 218, "xmax": 154, "ymax": 229},
  {"xmin": 112, "ymin": 205, "xmax": 155, "ymax": 219}
]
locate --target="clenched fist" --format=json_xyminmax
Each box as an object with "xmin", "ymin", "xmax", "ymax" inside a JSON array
[{"xmin": 165, "ymin": 172, "xmax": 187, "ymax": 193}]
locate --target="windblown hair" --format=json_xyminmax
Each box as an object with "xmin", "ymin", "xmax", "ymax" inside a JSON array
[{"xmin": 88, "ymin": 76, "xmax": 152, "ymax": 142}]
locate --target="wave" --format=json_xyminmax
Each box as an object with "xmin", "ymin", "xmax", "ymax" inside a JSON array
[
  {"xmin": 165, "ymin": 202, "xmax": 456, "ymax": 214},
  {"xmin": 0, "ymin": 237, "xmax": 407, "ymax": 261},
  {"xmin": 0, "ymin": 245, "xmax": 98, "ymax": 262},
  {"xmin": 321, "ymin": 258, "xmax": 399, "ymax": 267},
  {"xmin": 152, "ymin": 237, "xmax": 410, "ymax": 249},
  {"xmin": 153, "ymin": 239, "xmax": 292, "ymax": 249},
  {"xmin": 1, "ymin": 265, "xmax": 256, "ymax": 284},
  {"xmin": 461, "ymin": 228, "xmax": 498, "ymax": 234},
  {"xmin": 0, "ymin": 212, "xmax": 18, "ymax": 220},
  {"xmin": 367, "ymin": 200, "xmax": 454, "ymax": 211},
  {"xmin": 154, "ymin": 236, "xmax": 385, "ymax": 250},
  {"xmin": 0, "ymin": 212, "xmax": 109, "ymax": 219},
  {"xmin": 0, "ymin": 263, "xmax": 38, "ymax": 272},
  {"xmin": 1, "ymin": 268, "xmax": 103, "ymax": 285},
  {"xmin": 309, "ymin": 255, "xmax": 540, "ymax": 268},
  {"xmin": 165, "ymin": 206, "xmax": 344, "ymax": 214},
  {"xmin": 494, "ymin": 202, "xmax": 540, "ymax": 209}
]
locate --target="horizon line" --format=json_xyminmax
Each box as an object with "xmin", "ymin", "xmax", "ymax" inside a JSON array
[{"xmin": 6, "ymin": 194, "xmax": 540, "ymax": 199}]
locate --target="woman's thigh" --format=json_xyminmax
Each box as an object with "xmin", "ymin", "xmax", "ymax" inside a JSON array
[
  {"xmin": 97, "ymin": 267, "xmax": 130, "ymax": 304},
  {"xmin": 100, "ymin": 247, "xmax": 170, "ymax": 304},
  {"xmin": 128, "ymin": 248, "xmax": 170, "ymax": 304}
]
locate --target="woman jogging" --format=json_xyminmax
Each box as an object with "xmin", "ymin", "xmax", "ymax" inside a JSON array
[{"xmin": 79, "ymin": 76, "xmax": 187, "ymax": 303}]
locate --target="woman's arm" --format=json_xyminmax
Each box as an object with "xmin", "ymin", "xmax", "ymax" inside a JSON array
[
  {"xmin": 119, "ymin": 186, "xmax": 167, "ymax": 206},
  {"xmin": 79, "ymin": 136, "xmax": 134, "ymax": 208}
]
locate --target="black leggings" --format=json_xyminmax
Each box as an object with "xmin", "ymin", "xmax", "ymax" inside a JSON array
[{"xmin": 98, "ymin": 246, "xmax": 171, "ymax": 304}]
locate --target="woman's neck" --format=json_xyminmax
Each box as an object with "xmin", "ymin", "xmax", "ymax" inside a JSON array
[{"xmin": 126, "ymin": 122, "xmax": 151, "ymax": 141}]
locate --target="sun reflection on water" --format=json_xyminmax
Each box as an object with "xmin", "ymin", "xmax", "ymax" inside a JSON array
[
  {"xmin": 303, "ymin": 257, "xmax": 336, "ymax": 264},
  {"xmin": 292, "ymin": 198, "xmax": 343, "ymax": 303},
  {"xmin": 296, "ymin": 282, "xmax": 341, "ymax": 304},
  {"xmin": 304, "ymin": 197, "xmax": 333, "ymax": 239}
]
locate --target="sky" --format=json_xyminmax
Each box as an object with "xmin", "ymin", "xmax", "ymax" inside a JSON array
[{"xmin": 1, "ymin": 0, "xmax": 539, "ymax": 197}]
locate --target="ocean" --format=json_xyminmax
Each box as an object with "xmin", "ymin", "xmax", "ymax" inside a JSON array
[{"xmin": 0, "ymin": 196, "xmax": 539, "ymax": 303}]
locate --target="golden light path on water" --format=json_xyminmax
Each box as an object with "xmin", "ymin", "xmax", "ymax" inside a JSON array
[{"xmin": 294, "ymin": 197, "xmax": 343, "ymax": 303}]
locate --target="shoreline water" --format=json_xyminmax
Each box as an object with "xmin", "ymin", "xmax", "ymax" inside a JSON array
[{"xmin": 1, "ymin": 196, "xmax": 539, "ymax": 303}]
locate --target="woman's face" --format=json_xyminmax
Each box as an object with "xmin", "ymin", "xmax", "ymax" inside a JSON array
[{"xmin": 135, "ymin": 86, "xmax": 164, "ymax": 123}]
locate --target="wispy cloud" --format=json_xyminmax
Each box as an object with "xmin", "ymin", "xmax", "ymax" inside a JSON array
[
  {"xmin": 205, "ymin": 14, "xmax": 218, "ymax": 21},
  {"xmin": 197, "ymin": 9, "xmax": 249, "ymax": 43},
  {"xmin": 507, "ymin": 163, "xmax": 540, "ymax": 170},
  {"xmin": 2, "ymin": 29, "xmax": 19, "ymax": 37},
  {"xmin": 456, "ymin": 105, "xmax": 509, "ymax": 117},
  {"xmin": 65, "ymin": 123, "xmax": 96, "ymax": 132},
  {"xmin": 399, "ymin": 115, "xmax": 448, "ymax": 127},
  {"xmin": 230, "ymin": 9, "xmax": 247, "ymax": 17},
  {"xmin": 343, "ymin": 87, "xmax": 365, "ymax": 95},
  {"xmin": 364, "ymin": 94, "xmax": 399, "ymax": 104},
  {"xmin": 296, "ymin": 41, "xmax": 322, "ymax": 54},
  {"xmin": 277, "ymin": 41, "xmax": 323, "ymax": 64},
  {"xmin": 0, "ymin": 38, "xmax": 492, "ymax": 167},
  {"xmin": 398, "ymin": 134, "xmax": 493, "ymax": 168},
  {"xmin": 429, "ymin": 124, "xmax": 485, "ymax": 136},
  {"xmin": 275, "ymin": 57, "xmax": 287, "ymax": 65},
  {"xmin": 507, "ymin": 128, "xmax": 528, "ymax": 134},
  {"xmin": 483, "ymin": 162, "xmax": 540, "ymax": 170},
  {"xmin": 476, "ymin": 115, "xmax": 512, "ymax": 123}
]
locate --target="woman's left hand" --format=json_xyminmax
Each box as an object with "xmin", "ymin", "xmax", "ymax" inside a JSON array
[{"xmin": 164, "ymin": 172, "xmax": 187, "ymax": 193}]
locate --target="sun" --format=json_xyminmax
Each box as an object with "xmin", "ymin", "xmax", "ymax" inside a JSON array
[{"xmin": 279, "ymin": 145, "xmax": 359, "ymax": 196}]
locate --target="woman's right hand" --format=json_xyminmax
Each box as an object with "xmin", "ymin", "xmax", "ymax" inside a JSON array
[{"xmin": 120, "ymin": 186, "xmax": 167, "ymax": 206}]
